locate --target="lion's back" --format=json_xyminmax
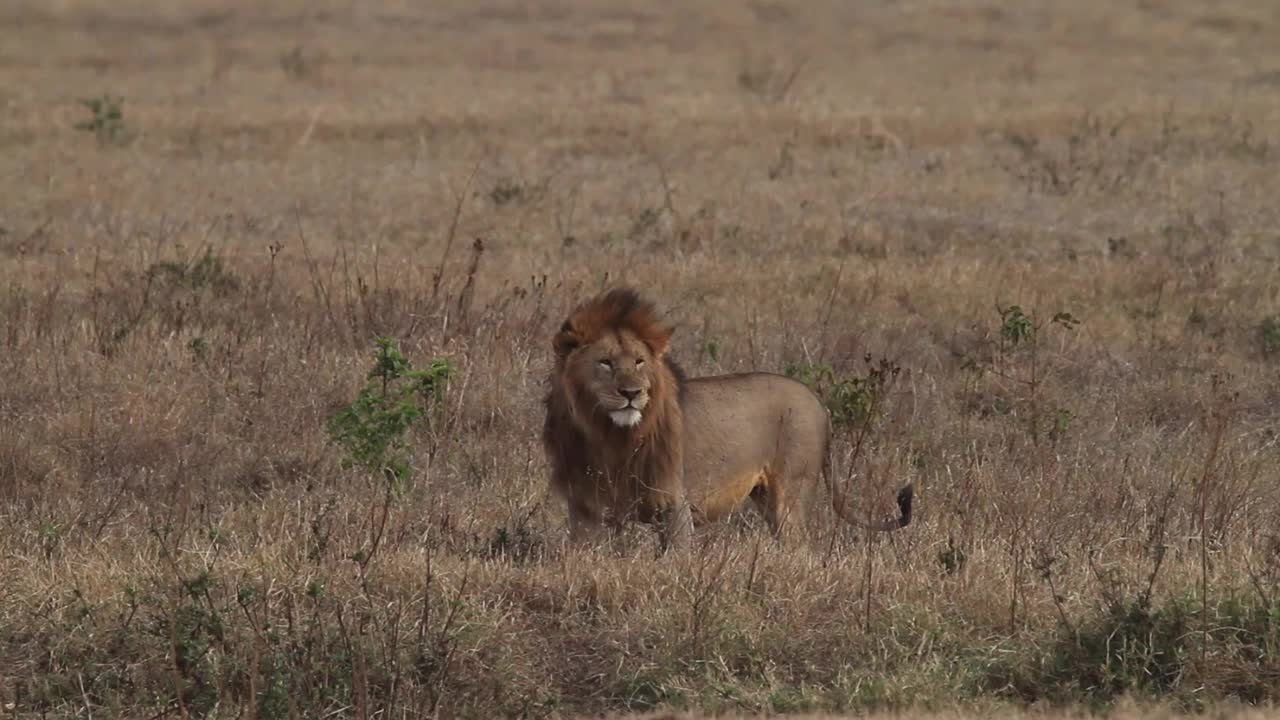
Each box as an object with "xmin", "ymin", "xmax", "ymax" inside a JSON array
[{"xmin": 680, "ymin": 372, "xmax": 829, "ymax": 494}]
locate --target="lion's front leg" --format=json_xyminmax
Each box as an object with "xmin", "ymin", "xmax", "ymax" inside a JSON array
[
  {"xmin": 656, "ymin": 498, "xmax": 693, "ymax": 554},
  {"xmin": 567, "ymin": 501, "xmax": 607, "ymax": 548}
]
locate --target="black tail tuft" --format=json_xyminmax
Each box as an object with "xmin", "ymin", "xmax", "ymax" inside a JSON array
[{"xmin": 896, "ymin": 484, "xmax": 914, "ymax": 527}]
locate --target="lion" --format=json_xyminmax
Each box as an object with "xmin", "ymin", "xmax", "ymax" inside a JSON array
[{"xmin": 542, "ymin": 287, "xmax": 913, "ymax": 552}]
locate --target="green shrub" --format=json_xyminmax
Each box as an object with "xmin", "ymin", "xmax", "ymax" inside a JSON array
[
  {"xmin": 1260, "ymin": 315, "xmax": 1280, "ymax": 356},
  {"xmin": 327, "ymin": 337, "xmax": 453, "ymax": 491},
  {"xmin": 74, "ymin": 94, "xmax": 126, "ymax": 145},
  {"xmin": 784, "ymin": 357, "xmax": 900, "ymax": 431}
]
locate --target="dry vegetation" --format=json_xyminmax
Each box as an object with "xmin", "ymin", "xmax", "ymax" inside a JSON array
[{"xmin": 3, "ymin": 1, "xmax": 1280, "ymax": 718}]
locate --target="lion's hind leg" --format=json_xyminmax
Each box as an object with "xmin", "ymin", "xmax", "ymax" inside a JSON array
[{"xmin": 749, "ymin": 474, "xmax": 794, "ymax": 541}]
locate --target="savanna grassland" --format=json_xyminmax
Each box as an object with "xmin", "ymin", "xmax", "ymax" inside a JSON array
[{"xmin": 3, "ymin": 1, "xmax": 1280, "ymax": 718}]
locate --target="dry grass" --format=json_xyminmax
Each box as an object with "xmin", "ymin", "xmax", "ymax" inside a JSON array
[
  {"xmin": 628, "ymin": 706, "xmax": 1277, "ymax": 720},
  {"xmin": 3, "ymin": 1, "xmax": 1280, "ymax": 718}
]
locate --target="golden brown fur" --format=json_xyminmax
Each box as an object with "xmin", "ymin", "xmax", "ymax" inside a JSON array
[{"xmin": 543, "ymin": 287, "xmax": 912, "ymax": 551}]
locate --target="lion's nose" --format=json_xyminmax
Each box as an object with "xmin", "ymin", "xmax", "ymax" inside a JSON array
[{"xmin": 620, "ymin": 388, "xmax": 642, "ymax": 402}]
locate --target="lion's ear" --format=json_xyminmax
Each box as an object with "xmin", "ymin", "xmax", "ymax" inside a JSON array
[
  {"xmin": 646, "ymin": 323, "xmax": 674, "ymax": 358},
  {"xmin": 553, "ymin": 321, "xmax": 581, "ymax": 358}
]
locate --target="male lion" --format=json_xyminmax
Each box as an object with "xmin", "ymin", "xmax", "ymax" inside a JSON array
[{"xmin": 542, "ymin": 287, "xmax": 913, "ymax": 552}]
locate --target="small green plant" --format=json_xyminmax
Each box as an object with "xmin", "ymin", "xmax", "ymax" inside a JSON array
[
  {"xmin": 998, "ymin": 304, "xmax": 1035, "ymax": 345},
  {"xmin": 279, "ymin": 45, "xmax": 324, "ymax": 82},
  {"xmin": 484, "ymin": 518, "xmax": 544, "ymax": 563},
  {"xmin": 1260, "ymin": 315, "xmax": 1280, "ymax": 357},
  {"xmin": 147, "ymin": 247, "xmax": 240, "ymax": 295},
  {"xmin": 327, "ymin": 337, "xmax": 453, "ymax": 491},
  {"xmin": 999, "ymin": 305, "xmax": 1080, "ymax": 348},
  {"xmin": 768, "ymin": 685, "xmax": 819, "ymax": 713},
  {"xmin": 488, "ymin": 178, "xmax": 524, "ymax": 206},
  {"xmin": 74, "ymin": 94, "xmax": 126, "ymax": 145},
  {"xmin": 981, "ymin": 304, "xmax": 1081, "ymax": 445},
  {"xmin": 737, "ymin": 53, "xmax": 806, "ymax": 104},
  {"xmin": 188, "ymin": 336, "xmax": 210, "ymax": 364},
  {"xmin": 629, "ymin": 206, "xmax": 662, "ymax": 240},
  {"xmin": 768, "ymin": 139, "xmax": 795, "ymax": 180},
  {"xmin": 937, "ymin": 536, "xmax": 968, "ymax": 576},
  {"xmin": 785, "ymin": 356, "xmax": 900, "ymax": 431},
  {"xmin": 1048, "ymin": 408, "xmax": 1074, "ymax": 445},
  {"xmin": 38, "ymin": 520, "xmax": 61, "ymax": 560},
  {"xmin": 702, "ymin": 337, "xmax": 721, "ymax": 364},
  {"xmin": 305, "ymin": 576, "xmax": 326, "ymax": 600},
  {"xmin": 615, "ymin": 670, "xmax": 684, "ymax": 711}
]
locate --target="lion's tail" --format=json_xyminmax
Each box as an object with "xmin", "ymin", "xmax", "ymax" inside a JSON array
[{"xmin": 821, "ymin": 431, "xmax": 914, "ymax": 532}]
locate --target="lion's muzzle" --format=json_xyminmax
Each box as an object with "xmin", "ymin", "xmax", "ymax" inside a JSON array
[
  {"xmin": 609, "ymin": 408, "xmax": 643, "ymax": 427},
  {"xmin": 608, "ymin": 387, "xmax": 647, "ymax": 428}
]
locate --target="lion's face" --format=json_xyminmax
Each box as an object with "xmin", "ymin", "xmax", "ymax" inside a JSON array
[
  {"xmin": 552, "ymin": 288, "xmax": 673, "ymax": 433},
  {"xmin": 569, "ymin": 330, "xmax": 656, "ymax": 428}
]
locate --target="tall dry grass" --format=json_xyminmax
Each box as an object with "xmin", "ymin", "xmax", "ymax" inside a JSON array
[{"xmin": 2, "ymin": 1, "xmax": 1280, "ymax": 717}]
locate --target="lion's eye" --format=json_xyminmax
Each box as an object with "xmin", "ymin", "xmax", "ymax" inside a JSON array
[
  {"xmin": 598, "ymin": 359, "xmax": 613, "ymax": 370},
  {"xmin": 635, "ymin": 359, "xmax": 646, "ymax": 368}
]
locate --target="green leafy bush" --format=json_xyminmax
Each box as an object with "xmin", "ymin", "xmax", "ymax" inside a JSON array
[
  {"xmin": 327, "ymin": 337, "xmax": 452, "ymax": 490},
  {"xmin": 785, "ymin": 357, "xmax": 900, "ymax": 431}
]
